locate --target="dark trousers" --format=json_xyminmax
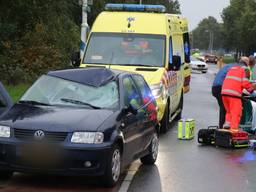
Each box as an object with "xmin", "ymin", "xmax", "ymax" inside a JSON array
[{"xmin": 212, "ymin": 86, "xmax": 226, "ymax": 128}]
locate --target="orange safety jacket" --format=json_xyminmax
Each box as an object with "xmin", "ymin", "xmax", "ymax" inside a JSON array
[{"xmin": 221, "ymin": 65, "xmax": 253, "ymax": 97}]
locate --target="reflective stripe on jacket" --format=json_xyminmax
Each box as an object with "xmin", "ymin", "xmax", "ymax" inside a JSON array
[{"xmin": 221, "ymin": 66, "xmax": 253, "ymax": 97}]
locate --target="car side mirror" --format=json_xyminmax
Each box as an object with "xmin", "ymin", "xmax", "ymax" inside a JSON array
[
  {"xmin": 169, "ymin": 55, "xmax": 181, "ymax": 71},
  {"xmin": 70, "ymin": 51, "xmax": 81, "ymax": 68}
]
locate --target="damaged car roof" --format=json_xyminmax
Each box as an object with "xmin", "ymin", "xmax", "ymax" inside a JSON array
[{"xmin": 47, "ymin": 68, "xmax": 121, "ymax": 87}]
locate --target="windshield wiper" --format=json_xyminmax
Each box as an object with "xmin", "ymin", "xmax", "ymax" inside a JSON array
[
  {"xmin": 19, "ymin": 100, "xmax": 51, "ymax": 106},
  {"xmin": 60, "ymin": 98, "xmax": 101, "ymax": 109}
]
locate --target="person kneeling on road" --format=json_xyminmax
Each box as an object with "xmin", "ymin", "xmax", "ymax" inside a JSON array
[{"xmin": 221, "ymin": 57, "xmax": 256, "ymax": 132}]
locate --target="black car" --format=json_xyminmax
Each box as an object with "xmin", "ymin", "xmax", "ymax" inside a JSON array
[{"xmin": 0, "ymin": 68, "xmax": 158, "ymax": 187}]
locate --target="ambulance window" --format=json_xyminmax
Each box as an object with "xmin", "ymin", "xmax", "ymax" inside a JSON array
[
  {"xmin": 169, "ymin": 36, "xmax": 173, "ymax": 64},
  {"xmin": 183, "ymin": 32, "xmax": 190, "ymax": 63},
  {"xmin": 83, "ymin": 33, "xmax": 166, "ymax": 67}
]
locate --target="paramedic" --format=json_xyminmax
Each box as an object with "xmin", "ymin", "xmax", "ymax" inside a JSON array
[
  {"xmin": 221, "ymin": 57, "xmax": 256, "ymax": 131},
  {"xmin": 212, "ymin": 63, "xmax": 235, "ymax": 128}
]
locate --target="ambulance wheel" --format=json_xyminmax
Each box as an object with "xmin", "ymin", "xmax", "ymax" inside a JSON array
[
  {"xmin": 175, "ymin": 93, "xmax": 183, "ymax": 121},
  {"xmin": 160, "ymin": 102, "xmax": 170, "ymax": 133}
]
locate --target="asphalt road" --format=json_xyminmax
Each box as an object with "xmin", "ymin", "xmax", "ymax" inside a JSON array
[{"xmin": 1, "ymin": 64, "xmax": 256, "ymax": 192}]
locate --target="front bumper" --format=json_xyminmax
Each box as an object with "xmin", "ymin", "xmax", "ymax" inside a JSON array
[{"xmin": 0, "ymin": 140, "xmax": 112, "ymax": 176}]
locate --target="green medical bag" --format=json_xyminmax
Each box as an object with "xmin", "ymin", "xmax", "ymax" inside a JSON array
[{"xmin": 178, "ymin": 119, "xmax": 195, "ymax": 140}]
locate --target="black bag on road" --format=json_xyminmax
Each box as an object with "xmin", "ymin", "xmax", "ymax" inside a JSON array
[{"xmin": 198, "ymin": 126, "xmax": 217, "ymax": 145}]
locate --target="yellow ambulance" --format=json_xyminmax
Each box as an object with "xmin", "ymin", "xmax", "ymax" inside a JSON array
[{"xmin": 80, "ymin": 4, "xmax": 191, "ymax": 132}]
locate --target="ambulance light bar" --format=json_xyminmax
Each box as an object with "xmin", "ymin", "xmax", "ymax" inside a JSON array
[{"xmin": 105, "ymin": 4, "xmax": 166, "ymax": 13}]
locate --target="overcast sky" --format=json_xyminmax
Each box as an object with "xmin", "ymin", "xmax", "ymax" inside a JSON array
[{"xmin": 178, "ymin": 0, "xmax": 230, "ymax": 30}]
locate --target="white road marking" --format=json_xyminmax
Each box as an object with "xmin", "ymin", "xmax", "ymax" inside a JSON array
[{"xmin": 118, "ymin": 162, "xmax": 141, "ymax": 192}]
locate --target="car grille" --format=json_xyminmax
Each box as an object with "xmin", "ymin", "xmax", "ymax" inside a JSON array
[
  {"xmin": 198, "ymin": 65, "xmax": 205, "ymax": 68},
  {"xmin": 14, "ymin": 129, "xmax": 68, "ymax": 143}
]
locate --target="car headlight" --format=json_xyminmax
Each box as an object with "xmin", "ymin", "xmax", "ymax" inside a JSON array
[
  {"xmin": 0, "ymin": 125, "xmax": 10, "ymax": 138},
  {"xmin": 150, "ymin": 83, "xmax": 165, "ymax": 99},
  {"xmin": 71, "ymin": 132, "xmax": 104, "ymax": 144}
]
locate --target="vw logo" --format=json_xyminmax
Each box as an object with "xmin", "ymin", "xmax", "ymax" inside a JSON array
[{"xmin": 34, "ymin": 130, "xmax": 45, "ymax": 141}]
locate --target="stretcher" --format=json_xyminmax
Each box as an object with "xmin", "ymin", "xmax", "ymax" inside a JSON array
[{"xmin": 215, "ymin": 129, "xmax": 249, "ymax": 148}]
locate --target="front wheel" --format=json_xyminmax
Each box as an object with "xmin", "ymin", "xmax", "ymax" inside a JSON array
[
  {"xmin": 103, "ymin": 145, "xmax": 122, "ymax": 187},
  {"xmin": 140, "ymin": 132, "xmax": 159, "ymax": 165}
]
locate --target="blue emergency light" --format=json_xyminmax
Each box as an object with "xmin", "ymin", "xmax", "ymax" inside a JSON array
[{"xmin": 105, "ymin": 4, "xmax": 166, "ymax": 13}]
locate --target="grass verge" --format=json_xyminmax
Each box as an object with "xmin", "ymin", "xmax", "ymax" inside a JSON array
[{"xmin": 4, "ymin": 83, "xmax": 30, "ymax": 102}]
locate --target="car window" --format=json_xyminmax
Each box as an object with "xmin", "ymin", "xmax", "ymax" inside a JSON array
[
  {"xmin": 132, "ymin": 75, "xmax": 152, "ymax": 101},
  {"xmin": 132, "ymin": 75, "xmax": 157, "ymax": 121},
  {"xmin": 123, "ymin": 77, "xmax": 142, "ymax": 108}
]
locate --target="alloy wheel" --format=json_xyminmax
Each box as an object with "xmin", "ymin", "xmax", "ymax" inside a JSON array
[
  {"xmin": 151, "ymin": 133, "xmax": 159, "ymax": 160},
  {"xmin": 111, "ymin": 149, "xmax": 121, "ymax": 182}
]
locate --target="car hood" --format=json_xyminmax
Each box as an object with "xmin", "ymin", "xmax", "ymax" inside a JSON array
[{"xmin": 0, "ymin": 103, "xmax": 114, "ymax": 132}]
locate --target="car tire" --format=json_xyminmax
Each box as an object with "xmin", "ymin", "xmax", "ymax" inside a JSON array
[
  {"xmin": 160, "ymin": 101, "xmax": 170, "ymax": 133},
  {"xmin": 103, "ymin": 145, "xmax": 122, "ymax": 187},
  {"xmin": 175, "ymin": 93, "xmax": 183, "ymax": 121},
  {"xmin": 202, "ymin": 71, "xmax": 207, "ymax": 73},
  {"xmin": 0, "ymin": 170, "xmax": 13, "ymax": 180},
  {"xmin": 140, "ymin": 132, "xmax": 159, "ymax": 165}
]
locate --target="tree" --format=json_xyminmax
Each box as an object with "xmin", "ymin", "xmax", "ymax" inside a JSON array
[
  {"xmin": 191, "ymin": 16, "xmax": 223, "ymax": 51},
  {"xmin": 222, "ymin": 0, "xmax": 256, "ymax": 55}
]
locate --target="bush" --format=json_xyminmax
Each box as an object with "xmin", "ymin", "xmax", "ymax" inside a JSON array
[{"xmin": 223, "ymin": 56, "xmax": 236, "ymax": 64}]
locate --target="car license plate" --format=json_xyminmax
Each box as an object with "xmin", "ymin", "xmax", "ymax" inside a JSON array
[{"xmin": 17, "ymin": 144, "xmax": 60, "ymax": 168}]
